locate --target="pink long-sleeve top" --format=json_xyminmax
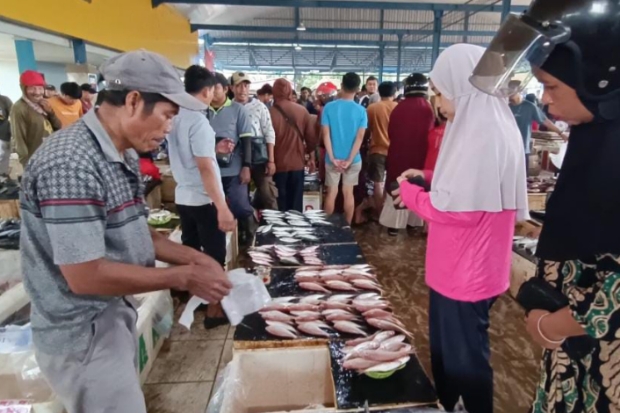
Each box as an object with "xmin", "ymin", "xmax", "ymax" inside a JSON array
[{"xmin": 399, "ymin": 174, "xmax": 515, "ymax": 302}]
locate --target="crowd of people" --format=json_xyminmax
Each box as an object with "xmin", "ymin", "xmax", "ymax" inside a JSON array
[{"xmin": 4, "ymin": 0, "xmax": 620, "ymax": 412}]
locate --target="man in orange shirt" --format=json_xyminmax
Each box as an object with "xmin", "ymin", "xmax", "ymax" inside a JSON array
[
  {"xmin": 47, "ymin": 82, "xmax": 83, "ymax": 128},
  {"xmin": 367, "ymin": 81, "xmax": 397, "ymax": 215}
]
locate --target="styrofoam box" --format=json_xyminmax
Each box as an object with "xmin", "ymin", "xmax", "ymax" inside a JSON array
[
  {"xmin": 135, "ymin": 290, "xmax": 173, "ymax": 384},
  {"xmin": 220, "ymin": 347, "xmax": 336, "ymax": 413}
]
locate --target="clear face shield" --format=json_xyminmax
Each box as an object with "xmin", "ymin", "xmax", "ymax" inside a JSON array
[{"xmin": 469, "ymin": 14, "xmax": 571, "ymax": 98}]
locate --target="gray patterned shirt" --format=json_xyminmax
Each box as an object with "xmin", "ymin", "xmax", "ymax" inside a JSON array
[{"xmin": 20, "ymin": 110, "xmax": 155, "ymax": 355}]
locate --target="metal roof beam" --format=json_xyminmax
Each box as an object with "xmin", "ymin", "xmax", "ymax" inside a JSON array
[
  {"xmin": 192, "ymin": 24, "xmax": 497, "ymax": 37},
  {"xmin": 154, "ymin": 0, "xmax": 526, "ymax": 13},
  {"xmin": 211, "ymin": 37, "xmax": 489, "ymax": 48}
]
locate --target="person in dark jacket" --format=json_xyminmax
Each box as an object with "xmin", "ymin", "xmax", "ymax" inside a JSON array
[{"xmin": 0, "ymin": 91, "xmax": 13, "ymax": 178}]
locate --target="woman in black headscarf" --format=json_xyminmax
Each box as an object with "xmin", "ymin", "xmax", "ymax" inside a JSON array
[{"xmin": 472, "ymin": 1, "xmax": 620, "ymax": 412}]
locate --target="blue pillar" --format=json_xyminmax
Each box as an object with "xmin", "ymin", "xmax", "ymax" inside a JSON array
[
  {"xmin": 396, "ymin": 34, "xmax": 403, "ymax": 82},
  {"xmin": 463, "ymin": 12, "xmax": 470, "ymax": 43},
  {"xmin": 72, "ymin": 39, "xmax": 87, "ymax": 64},
  {"xmin": 432, "ymin": 10, "xmax": 443, "ymax": 67},
  {"xmin": 501, "ymin": 0, "xmax": 512, "ymax": 21},
  {"xmin": 14, "ymin": 40, "xmax": 37, "ymax": 73}
]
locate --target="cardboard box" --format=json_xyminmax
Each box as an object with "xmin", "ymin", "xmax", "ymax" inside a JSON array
[
  {"xmin": 219, "ymin": 347, "xmax": 336, "ymax": 413},
  {"xmin": 303, "ymin": 191, "xmax": 322, "ymax": 212},
  {"xmin": 0, "ymin": 200, "xmax": 19, "ymax": 219}
]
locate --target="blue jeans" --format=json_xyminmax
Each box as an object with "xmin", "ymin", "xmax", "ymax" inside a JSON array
[{"xmin": 221, "ymin": 175, "xmax": 254, "ymax": 220}]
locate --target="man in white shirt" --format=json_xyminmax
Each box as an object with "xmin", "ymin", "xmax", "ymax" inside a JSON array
[{"xmin": 231, "ymin": 71, "xmax": 278, "ymax": 210}]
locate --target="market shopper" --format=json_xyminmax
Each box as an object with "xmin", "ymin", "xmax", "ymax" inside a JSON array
[
  {"xmin": 257, "ymin": 84, "xmax": 273, "ymax": 107},
  {"xmin": 360, "ymin": 76, "xmax": 379, "ymax": 108},
  {"xmin": 472, "ymin": 2, "xmax": 620, "ymax": 411},
  {"xmin": 47, "ymin": 82, "xmax": 84, "ymax": 128},
  {"xmin": 0, "ymin": 91, "xmax": 13, "ymax": 178},
  {"xmin": 10, "ymin": 70, "xmax": 62, "ymax": 167},
  {"xmin": 367, "ymin": 81, "xmax": 398, "ymax": 217},
  {"xmin": 207, "ymin": 73, "xmax": 256, "ymax": 244},
  {"xmin": 322, "ymin": 72, "xmax": 367, "ymax": 224},
  {"xmin": 509, "ymin": 89, "xmax": 568, "ymax": 171},
  {"xmin": 80, "ymin": 83, "xmax": 97, "ymax": 113},
  {"xmin": 231, "ymin": 71, "xmax": 279, "ymax": 210},
  {"xmin": 270, "ymin": 78, "xmax": 319, "ymax": 211},
  {"xmin": 394, "ymin": 44, "xmax": 528, "ymax": 413},
  {"xmin": 380, "ymin": 73, "xmax": 434, "ymax": 236},
  {"xmin": 43, "ymin": 84, "xmax": 57, "ymax": 99},
  {"xmin": 298, "ymin": 86, "xmax": 317, "ymax": 115},
  {"xmin": 19, "ymin": 50, "xmax": 232, "ymax": 413}
]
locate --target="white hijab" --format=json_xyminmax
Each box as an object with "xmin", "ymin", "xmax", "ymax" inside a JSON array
[{"xmin": 429, "ymin": 44, "xmax": 529, "ymax": 221}]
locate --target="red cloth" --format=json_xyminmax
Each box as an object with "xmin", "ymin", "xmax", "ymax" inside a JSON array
[
  {"xmin": 424, "ymin": 124, "xmax": 446, "ymax": 171},
  {"xmin": 386, "ymin": 97, "xmax": 435, "ymax": 186},
  {"xmin": 139, "ymin": 158, "xmax": 161, "ymax": 180}
]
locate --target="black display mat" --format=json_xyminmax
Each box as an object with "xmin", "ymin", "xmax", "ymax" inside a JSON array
[
  {"xmin": 328, "ymin": 341, "xmax": 437, "ymax": 410},
  {"xmin": 251, "ymin": 243, "xmax": 366, "ymax": 269},
  {"xmin": 254, "ymin": 225, "xmax": 356, "ymax": 247},
  {"xmin": 233, "ymin": 312, "xmax": 378, "ymax": 343}
]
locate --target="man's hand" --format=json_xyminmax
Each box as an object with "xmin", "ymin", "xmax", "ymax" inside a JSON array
[
  {"xmin": 240, "ymin": 166, "xmax": 251, "ymax": 184},
  {"xmin": 340, "ymin": 160, "xmax": 352, "ymax": 171},
  {"xmin": 39, "ymin": 100, "xmax": 54, "ymax": 115},
  {"xmin": 217, "ymin": 207, "xmax": 236, "ymax": 232},
  {"xmin": 560, "ymin": 132, "xmax": 569, "ymax": 142},
  {"xmin": 266, "ymin": 162, "xmax": 276, "ymax": 176},
  {"xmin": 216, "ymin": 139, "xmax": 235, "ymax": 155},
  {"xmin": 182, "ymin": 261, "xmax": 232, "ymax": 304}
]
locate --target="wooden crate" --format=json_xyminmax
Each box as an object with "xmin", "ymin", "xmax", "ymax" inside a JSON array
[
  {"xmin": 510, "ymin": 252, "xmax": 537, "ymax": 298},
  {"xmin": 528, "ymin": 193, "xmax": 547, "ymax": 211},
  {"xmin": 0, "ymin": 199, "xmax": 19, "ymax": 219}
]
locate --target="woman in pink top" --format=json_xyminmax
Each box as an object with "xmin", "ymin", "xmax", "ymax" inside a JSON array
[{"xmin": 393, "ymin": 44, "xmax": 529, "ymax": 413}]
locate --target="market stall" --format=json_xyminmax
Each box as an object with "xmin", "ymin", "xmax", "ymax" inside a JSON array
[{"xmin": 210, "ymin": 208, "xmax": 438, "ymax": 412}]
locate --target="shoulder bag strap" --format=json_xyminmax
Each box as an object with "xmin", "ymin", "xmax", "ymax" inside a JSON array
[{"xmin": 273, "ymin": 104, "xmax": 304, "ymax": 142}]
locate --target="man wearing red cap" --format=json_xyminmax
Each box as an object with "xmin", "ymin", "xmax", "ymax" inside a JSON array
[{"xmin": 9, "ymin": 70, "xmax": 61, "ymax": 167}]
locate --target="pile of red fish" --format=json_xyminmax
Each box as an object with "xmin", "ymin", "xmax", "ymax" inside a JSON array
[{"xmin": 295, "ymin": 264, "xmax": 383, "ymax": 293}]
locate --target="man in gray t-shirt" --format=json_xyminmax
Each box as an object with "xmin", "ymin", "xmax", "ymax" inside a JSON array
[
  {"xmin": 207, "ymin": 73, "xmax": 255, "ymax": 244},
  {"xmin": 509, "ymin": 93, "xmax": 567, "ymax": 170}
]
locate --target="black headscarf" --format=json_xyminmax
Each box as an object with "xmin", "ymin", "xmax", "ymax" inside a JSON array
[{"xmin": 536, "ymin": 43, "xmax": 620, "ymax": 261}]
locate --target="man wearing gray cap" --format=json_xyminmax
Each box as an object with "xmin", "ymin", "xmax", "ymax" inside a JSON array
[{"xmin": 19, "ymin": 50, "xmax": 233, "ymax": 413}]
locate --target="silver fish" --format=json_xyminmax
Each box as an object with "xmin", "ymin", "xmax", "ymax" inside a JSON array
[
  {"xmin": 279, "ymin": 237, "xmax": 300, "ymax": 244},
  {"xmin": 380, "ymin": 342, "xmax": 412, "ymax": 352},
  {"xmin": 261, "ymin": 311, "xmax": 294, "ymax": 323},
  {"xmin": 327, "ymin": 294, "xmax": 354, "ymax": 303},
  {"xmin": 289, "ymin": 220, "xmax": 312, "ymax": 227},
  {"xmin": 325, "ymin": 313, "xmax": 360, "ymax": 322},
  {"xmin": 363, "ymin": 356, "xmax": 410, "ymax": 373},
  {"xmin": 356, "ymin": 348, "xmax": 413, "ymax": 362},
  {"xmin": 351, "ymin": 279, "xmax": 383, "ymax": 292},
  {"xmin": 320, "ymin": 301, "xmax": 353, "ymax": 310},
  {"xmin": 333, "ymin": 321, "xmax": 368, "ymax": 336},
  {"xmin": 362, "ymin": 309, "xmax": 393, "ymax": 319},
  {"xmin": 272, "ymin": 296, "xmax": 297, "ymax": 304},
  {"xmin": 319, "ymin": 269, "xmax": 343, "ymax": 277},
  {"xmin": 256, "ymin": 225, "xmax": 273, "ymax": 234},
  {"xmin": 379, "ymin": 334, "xmax": 406, "ymax": 346},
  {"xmin": 298, "ymin": 234, "xmax": 320, "ymax": 241},
  {"xmin": 355, "ymin": 292, "xmax": 381, "ymax": 301}
]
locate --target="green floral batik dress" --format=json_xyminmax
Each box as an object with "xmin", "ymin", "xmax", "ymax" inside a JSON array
[{"xmin": 531, "ymin": 255, "xmax": 620, "ymax": 413}]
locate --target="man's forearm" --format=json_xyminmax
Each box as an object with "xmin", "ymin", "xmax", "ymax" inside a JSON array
[
  {"xmin": 151, "ymin": 228, "xmax": 203, "ymax": 266},
  {"xmin": 62, "ymin": 258, "xmax": 187, "ymax": 296},
  {"xmin": 347, "ymin": 130, "xmax": 366, "ymax": 162},
  {"xmin": 544, "ymin": 119, "xmax": 564, "ymax": 136},
  {"xmin": 199, "ymin": 165, "xmax": 228, "ymax": 212},
  {"xmin": 267, "ymin": 143, "xmax": 275, "ymax": 163},
  {"xmin": 322, "ymin": 127, "xmax": 335, "ymax": 161}
]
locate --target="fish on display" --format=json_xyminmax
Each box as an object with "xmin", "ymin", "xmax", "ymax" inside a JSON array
[
  {"xmin": 261, "ymin": 311, "xmax": 294, "ymax": 323},
  {"xmin": 299, "ymin": 294, "xmax": 325, "ymax": 303},
  {"xmin": 265, "ymin": 322, "xmax": 298, "ymax": 339},
  {"xmin": 297, "ymin": 234, "xmax": 320, "ymax": 241},
  {"xmin": 333, "ymin": 321, "xmax": 368, "ymax": 336},
  {"xmin": 280, "ymin": 256, "xmax": 302, "ymax": 266},
  {"xmin": 299, "ymin": 282, "xmax": 331, "ymax": 293},
  {"xmin": 351, "ymin": 279, "xmax": 383, "ymax": 292},
  {"xmin": 325, "ymin": 280, "xmax": 358, "ymax": 291},
  {"xmin": 342, "ymin": 358, "xmax": 382, "ymax": 371},
  {"xmin": 327, "ymin": 294, "xmax": 355, "ymax": 303},
  {"xmin": 256, "ymin": 225, "xmax": 273, "ymax": 234},
  {"xmin": 296, "ymin": 321, "xmax": 333, "ymax": 337},
  {"xmin": 366, "ymin": 318, "xmax": 414, "ymax": 338},
  {"xmin": 320, "ymin": 301, "xmax": 353, "ymax": 310},
  {"xmin": 363, "ymin": 356, "xmax": 410, "ymax": 374},
  {"xmin": 325, "ymin": 312, "xmax": 360, "ymax": 322},
  {"xmin": 279, "ymin": 237, "xmax": 300, "ymax": 244}
]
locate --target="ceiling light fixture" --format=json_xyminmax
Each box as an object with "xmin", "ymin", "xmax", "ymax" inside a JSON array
[
  {"xmin": 297, "ymin": 22, "xmax": 306, "ymax": 31},
  {"xmin": 295, "ymin": 44, "xmax": 303, "ymax": 51}
]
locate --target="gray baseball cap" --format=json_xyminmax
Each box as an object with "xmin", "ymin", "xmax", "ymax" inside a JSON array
[{"xmin": 99, "ymin": 50, "xmax": 206, "ymax": 111}]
